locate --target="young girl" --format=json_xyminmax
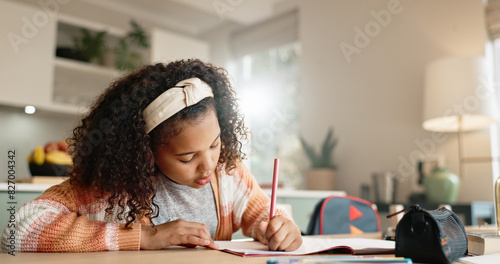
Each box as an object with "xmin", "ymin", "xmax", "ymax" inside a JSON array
[{"xmin": 1, "ymin": 59, "xmax": 302, "ymax": 252}]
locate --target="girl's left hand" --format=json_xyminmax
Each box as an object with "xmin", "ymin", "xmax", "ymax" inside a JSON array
[{"xmin": 258, "ymin": 215, "xmax": 303, "ymax": 251}]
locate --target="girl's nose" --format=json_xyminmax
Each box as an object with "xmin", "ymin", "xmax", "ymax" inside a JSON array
[{"xmin": 198, "ymin": 152, "xmax": 214, "ymax": 174}]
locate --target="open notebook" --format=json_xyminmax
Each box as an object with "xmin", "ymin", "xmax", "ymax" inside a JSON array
[
  {"xmin": 216, "ymin": 237, "xmax": 395, "ymax": 257},
  {"xmin": 458, "ymin": 252, "xmax": 500, "ymax": 264}
]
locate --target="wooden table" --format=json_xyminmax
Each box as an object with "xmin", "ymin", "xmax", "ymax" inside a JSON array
[
  {"xmin": 1, "ymin": 247, "xmax": 274, "ymax": 264},
  {"xmin": 0, "ymin": 233, "xmax": 385, "ymax": 264}
]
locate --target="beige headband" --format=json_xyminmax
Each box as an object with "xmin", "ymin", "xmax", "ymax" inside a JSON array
[{"xmin": 143, "ymin": 77, "xmax": 214, "ymax": 133}]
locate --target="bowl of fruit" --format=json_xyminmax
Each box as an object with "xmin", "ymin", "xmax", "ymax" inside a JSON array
[{"xmin": 28, "ymin": 140, "xmax": 72, "ymax": 177}]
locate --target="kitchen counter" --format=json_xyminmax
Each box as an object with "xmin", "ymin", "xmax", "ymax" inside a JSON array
[
  {"xmin": 0, "ymin": 182, "xmax": 56, "ymax": 192},
  {"xmin": 1, "ymin": 182, "xmax": 53, "ymax": 231},
  {"xmin": 262, "ymin": 188, "xmax": 345, "ymax": 198},
  {"xmin": 0, "ymin": 183, "xmax": 345, "ymax": 196}
]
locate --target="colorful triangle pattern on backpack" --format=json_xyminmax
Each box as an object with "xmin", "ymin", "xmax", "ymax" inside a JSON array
[
  {"xmin": 350, "ymin": 225, "xmax": 364, "ymax": 234},
  {"xmin": 349, "ymin": 204, "xmax": 363, "ymax": 221}
]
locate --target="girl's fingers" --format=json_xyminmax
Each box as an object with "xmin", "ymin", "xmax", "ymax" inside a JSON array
[
  {"xmin": 287, "ymin": 237, "xmax": 303, "ymax": 251},
  {"xmin": 205, "ymin": 240, "xmax": 219, "ymax": 250},
  {"xmin": 258, "ymin": 221, "xmax": 269, "ymax": 244},
  {"xmin": 182, "ymin": 241, "xmax": 218, "ymax": 250},
  {"xmin": 175, "ymin": 220, "xmax": 213, "ymax": 241},
  {"xmin": 186, "ymin": 223, "xmax": 218, "ymax": 249},
  {"xmin": 182, "ymin": 223, "xmax": 218, "ymax": 249},
  {"xmin": 264, "ymin": 216, "xmax": 303, "ymax": 251},
  {"xmin": 267, "ymin": 223, "xmax": 286, "ymax": 251},
  {"xmin": 184, "ymin": 236, "xmax": 211, "ymax": 247},
  {"xmin": 265, "ymin": 216, "xmax": 285, "ymax": 239},
  {"xmin": 142, "ymin": 219, "xmax": 218, "ymax": 250},
  {"xmin": 270, "ymin": 230, "xmax": 302, "ymax": 251},
  {"xmin": 172, "ymin": 232, "xmax": 218, "ymax": 250}
]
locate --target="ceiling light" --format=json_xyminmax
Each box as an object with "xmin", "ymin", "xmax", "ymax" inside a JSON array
[{"xmin": 25, "ymin": 105, "xmax": 36, "ymax": 114}]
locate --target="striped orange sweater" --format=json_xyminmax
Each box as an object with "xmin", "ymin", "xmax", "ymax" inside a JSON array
[{"xmin": 1, "ymin": 163, "xmax": 287, "ymax": 252}]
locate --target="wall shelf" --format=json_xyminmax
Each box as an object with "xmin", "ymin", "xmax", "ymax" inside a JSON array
[
  {"xmin": 54, "ymin": 57, "xmax": 120, "ymax": 78},
  {"xmin": 53, "ymin": 57, "xmax": 121, "ymax": 110}
]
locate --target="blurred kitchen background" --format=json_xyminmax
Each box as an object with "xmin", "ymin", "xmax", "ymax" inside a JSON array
[{"xmin": 1, "ymin": 0, "xmax": 499, "ymax": 207}]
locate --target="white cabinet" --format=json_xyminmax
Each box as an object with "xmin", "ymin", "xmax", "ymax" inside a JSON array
[
  {"xmin": 0, "ymin": 1, "xmax": 122, "ymax": 115},
  {"xmin": 52, "ymin": 57, "xmax": 119, "ymax": 108},
  {"xmin": 0, "ymin": 0, "xmax": 55, "ymax": 109},
  {"xmin": 0, "ymin": 1, "xmax": 210, "ymax": 115}
]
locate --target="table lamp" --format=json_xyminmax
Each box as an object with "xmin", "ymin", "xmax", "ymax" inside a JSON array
[{"xmin": 423, "ymin": 56, "xmax": 497, "ymax": 178}]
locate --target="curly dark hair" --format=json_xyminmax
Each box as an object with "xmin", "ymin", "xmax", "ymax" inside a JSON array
[{"xmin": 68, "ymin": 59, "xmax": 248, "ymax": 227}]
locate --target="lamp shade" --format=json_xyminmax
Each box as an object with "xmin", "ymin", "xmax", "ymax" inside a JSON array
[{"xmin": 423, "ymin": 56, "xmax": 497, "ymax": 132}]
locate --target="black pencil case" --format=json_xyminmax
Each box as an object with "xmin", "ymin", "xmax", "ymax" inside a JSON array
[{"xmin": 392, "ymin": 205, "xmax": 468, "ymax": 264}]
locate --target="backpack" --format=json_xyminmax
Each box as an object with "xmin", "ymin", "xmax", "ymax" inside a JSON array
[{"xmin": 306, "ymin": 195, "xmax": 380, "ymax": 235}]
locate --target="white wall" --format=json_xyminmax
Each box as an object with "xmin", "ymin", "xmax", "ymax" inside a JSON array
[
  {"xmin": 200, "ymin": 23, "xmax": 241, "ymax": 68},
  {"xmin": 150, "ymin": 28, "xmax": 210, "ymax": 63},
  {"xmin": 297, "ymin": 0, "xmax": 491, "ymax": 203}
]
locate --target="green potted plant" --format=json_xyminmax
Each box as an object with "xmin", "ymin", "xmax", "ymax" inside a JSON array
[
  {"xmin": 71, "ymin": 28, "xmax": 108, "ymax": 63},
  {"xmin": 114, "ymin": 20, "xmax": 149, "ymax": 71},
  {"xmin": 300, "ymin": 127, "xmax": 338, "ymax": 190}
]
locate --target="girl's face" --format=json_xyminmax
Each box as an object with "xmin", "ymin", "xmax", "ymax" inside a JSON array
[{"xmin": 153, "ymin": 109, "xmax": 221, "ymax": 188}]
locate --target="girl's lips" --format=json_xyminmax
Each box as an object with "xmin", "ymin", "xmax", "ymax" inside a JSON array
[{"xmin": 195, "ymin": 174, "xmax": 211, "ymax": 186}]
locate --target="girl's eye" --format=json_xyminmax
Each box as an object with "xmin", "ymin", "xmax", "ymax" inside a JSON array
[
  {"xmin": 210, "ymin": 142, "xmax": 220, "ymax": 149},
  {"xmin": 180, "ymin": 156, "xmax": 195, "ymax": 164}
]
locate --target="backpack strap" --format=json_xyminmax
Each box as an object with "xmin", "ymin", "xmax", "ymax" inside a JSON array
[{"xmin": 306, "ymin": 197, "xmax": 326, "ymax": 235}]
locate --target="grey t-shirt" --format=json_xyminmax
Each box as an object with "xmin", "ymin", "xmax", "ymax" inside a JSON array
[{"xmin": 151, "ymin": 175, "xmax": 218, "ymax": 238}]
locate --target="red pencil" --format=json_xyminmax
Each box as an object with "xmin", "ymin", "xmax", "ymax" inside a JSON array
[{"xmin": 270, "ymin": 158, "xmax": 279, "ymax": 219}]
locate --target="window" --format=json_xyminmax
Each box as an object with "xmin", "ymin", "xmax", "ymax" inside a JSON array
[
  {"xmin": 233, "ymin": 42, "xmax": 302, "ymax": 188},
  {"xmin": 488, "ymin": 39, "xmax": 500, "ymax": 178}
]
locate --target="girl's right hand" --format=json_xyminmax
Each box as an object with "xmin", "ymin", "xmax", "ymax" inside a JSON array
[{"xmin": 140, "ymin": 219, "xmax": 219, "ymax": 250}]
